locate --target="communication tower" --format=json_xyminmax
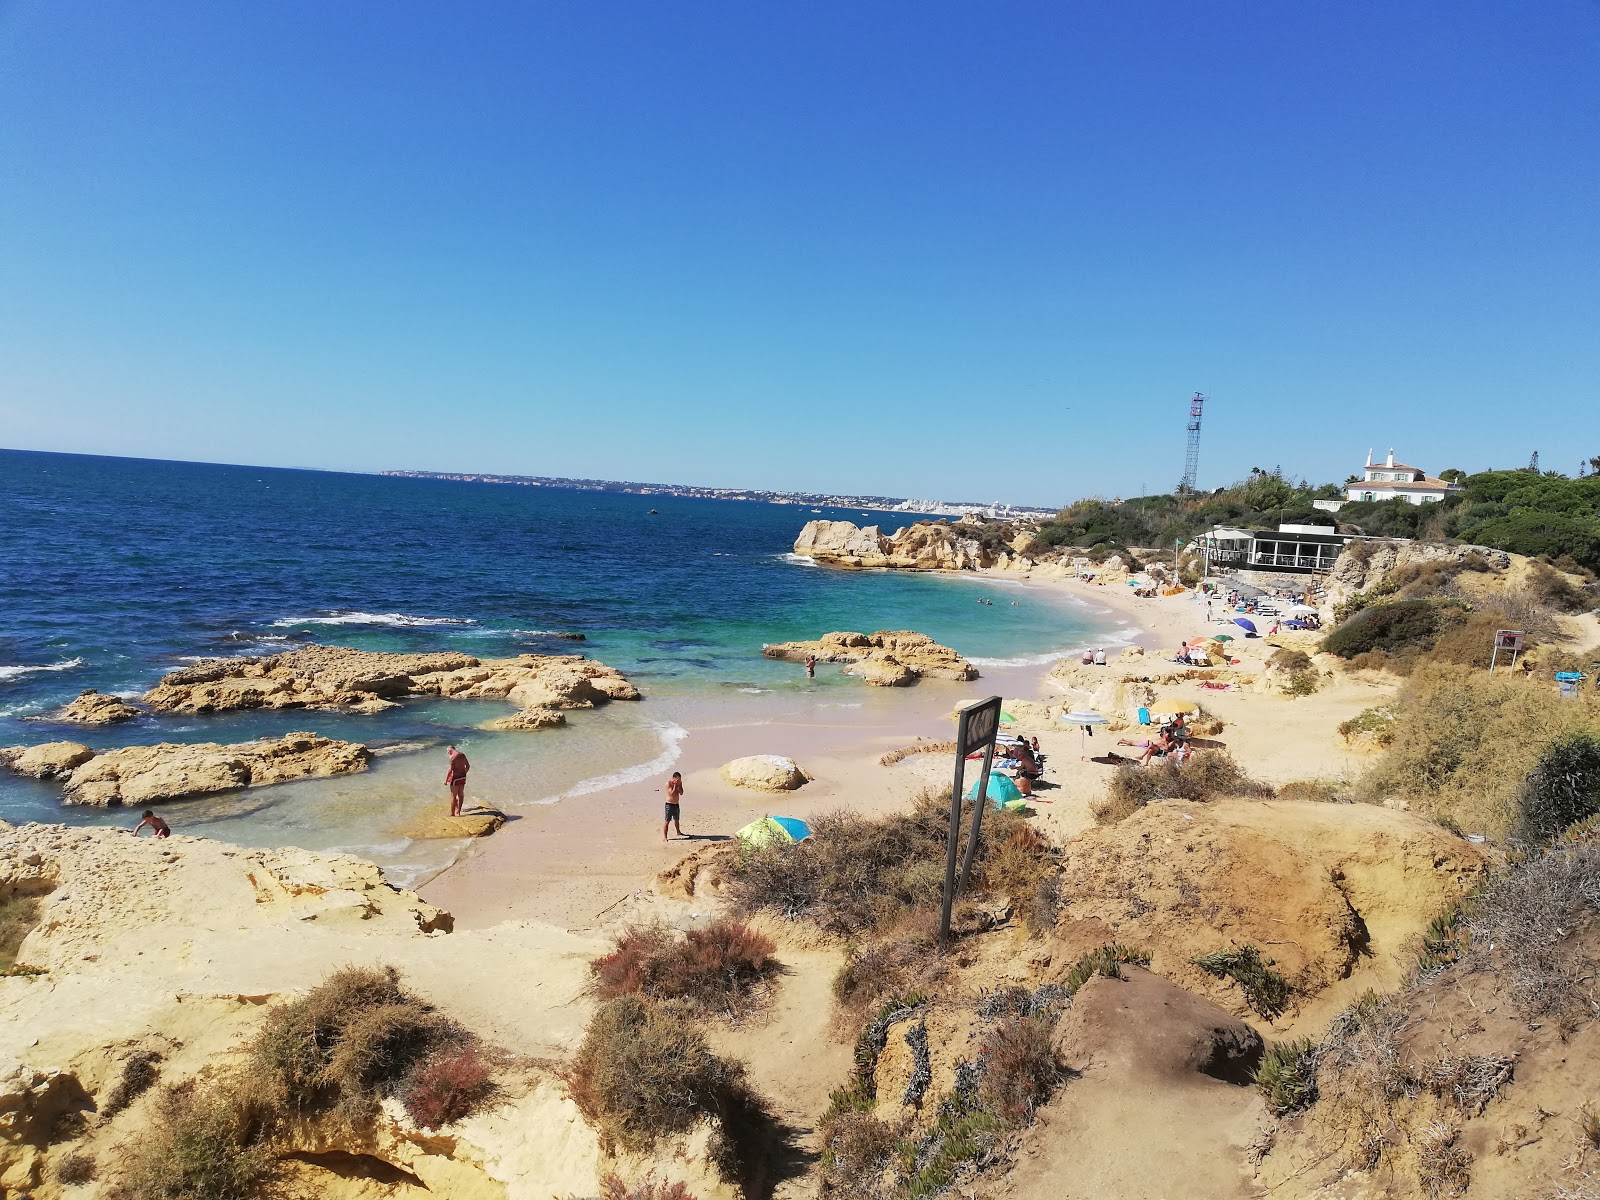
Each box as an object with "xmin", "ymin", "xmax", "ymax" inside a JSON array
[{"xmin": 1178, "ymin": 392, "xmax": 1206, "ymax": 494}]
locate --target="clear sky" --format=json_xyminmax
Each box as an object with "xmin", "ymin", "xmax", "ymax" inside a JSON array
[{"xmin": 2, "ymin": 2, "xmax": 1596, "ymax": 505}]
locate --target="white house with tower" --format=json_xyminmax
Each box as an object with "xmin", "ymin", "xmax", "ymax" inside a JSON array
[{"xmin": 1312, "ymin": 449, "xmax": 1460, "ymax": 511}]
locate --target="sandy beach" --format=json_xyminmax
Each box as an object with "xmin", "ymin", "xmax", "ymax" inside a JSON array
[{"xmin": 420, "ymin": 568, "xmax": 1391, "ymax": 930}]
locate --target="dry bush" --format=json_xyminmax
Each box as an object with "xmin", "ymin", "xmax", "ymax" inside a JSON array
[
  {"xmin": 1103, "ymin": 749, "xmax": 1272, "ymax": 818},
  {"xmin": 726, "ymin": 790, "xmax": 1052, "ymax": 938},
  {"xmin": 54, "ymin": 1151, "xmax": 96, "ymax": 1184},
  {"xmin": 590, "ymin": 919, "xmax": 779, "ymax": 1017},
  {"xmin": 565, "ymin": 995, "xmax": 775, "ymax": 1189},
  {"xmin": 1527, "ymin": 561, "xmax": 1595, "ymax": 613},
  {"xmin": 1457, "ymin": 843, "xmax": 1600, "ymax": 1019},
  {"xmin": 1360, "ymin": 663, "xmax": 1600, "ymax": 839},
  {"xmin": 1270, "ymin": 648, "xmax": 1314, "ymax": 672},
  {"xmin": 1421, "ymin": 1054, "xmax": 1513, "ymax": 1116},
  {"xmin": 833, "ymin": 917, "xmax": 946, "ymax": 1019},
  {"xmin": 1415, "ymin": 1121, "xmax": 1472, "ymax": 1198},
  {"xmin": 250, "ymin": 965, "xmax": 469, "ymax": 1129},
  {"xmin": 104, "ymin": 1049, "xmax": 163, "ymax": 1116},
  {"xmin": 1338, "ymin": 705, "xmax": 1398, "ymax": 746},
  {"xmin": 0, "ymin": 894, "xmax": 40, "ymax": 969},
  {"xmin": 399, "ymin": 1046, "xmax": 495, "ymax": 1130},
  {"xmin": 1276, "ymin": 779, "xmax": 1349, "ymax": 803},
  {"xmin": 1314, "ymin": 993, "xmax": 1421, "ymax": 1170},
  {"xmin": 600, "ymin": 1174, "xmax": 698, "ymax": 1200},
  {"xmin": 976, "ymin": 1015, "xmax": 1062, "ymax": 1124},
  {"xmin": 119, "ymin": 1077, "xmax": 279, "ymax": 1200},
  {"xmin": 817, "ymin": 1109, "xmax": 900, "ymax": 1196}
]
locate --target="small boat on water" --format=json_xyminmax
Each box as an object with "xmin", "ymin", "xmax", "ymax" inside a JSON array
[{"xmin": 647, "ymin": 508, "xmax": 659, "ymax": 515}]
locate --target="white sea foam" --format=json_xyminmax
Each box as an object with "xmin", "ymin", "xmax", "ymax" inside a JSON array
[
  {"xmin": 0, "ymin": 657, "xmax": 84, "ymax": 682},
  {"xmin": 738, "ymin": 687, "xmax": 766, "ymax": 694},
  {"xmin": 536, "ymin": 720, "xmax": 690, "ymax": 806},
  {"xmin": 968, "ymin": 649, "xmax": 1077, "ymax": 669},
  {"xmin": 778, "ymin": 553, "xmax": 819, "ymax": 568},
  {"xmin": 0, "ymin": 702, "xmax": 45, "ymax": 718},
  {"xmin": 270, "ymin": 612, "xmax": 476, "ymax": 628}
]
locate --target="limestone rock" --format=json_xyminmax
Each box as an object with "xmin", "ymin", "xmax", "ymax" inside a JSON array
[
  {"xmin": 55, "ymin": 689, "xmax": 142, "ymax": 725},
  {"xmin": 1055, "ymin": 968, "xmax": 1263, "ymax": 1085},
  {"xmin": 4, "ymin": 732, "xmax": 375, "ymax": 807},
  {"xmin": 764, "ymin": 630, "xmax": 977, "ymax": 685},
  {"xmin": 141, "ymin": 645, "xmax": 640, "ymax": 717},
  {"xmin": 393, "ymin": 808, "xmax": 506, "ymax": 840},
  {"xmin": 792, "ymin": 518, "xmax": 1002, "ymax": 572},
  {"xmin": 792, "ymin": 519, "xmax": 892, "ymax": 568},
  {"xmin": 719, "ymin": 755, "xmax": 811, "ymax": 792},
  {"xmin": 0, "ymin": 742, "xmax": 95, "ymax": 779},
  {"xmin": 0, "ymin": 1058, "xmax": 89, "ymax": 1193},
  {"xmin": 478, "ymin": 706, "xmax": 567, "ymax": 731}
]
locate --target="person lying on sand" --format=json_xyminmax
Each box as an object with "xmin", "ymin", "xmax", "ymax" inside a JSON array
[{"xmin": 131, "ymin": 810, "xmax": 170, "ymax": 838}]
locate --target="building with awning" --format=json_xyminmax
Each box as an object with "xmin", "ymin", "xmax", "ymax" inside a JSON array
[{"xmin": 1196, "ymin": 523, "xmax": 1349, "ymax": 575}]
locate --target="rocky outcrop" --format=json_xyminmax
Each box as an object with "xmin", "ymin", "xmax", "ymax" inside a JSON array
[
  {"xmin": 0, "ymin": 732, "xmax": 372, "ymax": 806},
  {"xmin": 140, "ymin": 645, "xmax": 640, "ymax": 718},
  {"xmin": 1325, "ymin": 539, "xmax": 1510, "ymax": 613},
  {"xmin": 794, "ymin": 518, "xmax": 1020, "ymax": 571},
  {"xmin": 478, "ymin": 706, "xmax": 567, "ymax": 731},
  {"xmin": 0, "ymin": 742, "xmax": 95, "ymax": 779},
  {"xmin": 392, "ymin": 807, "xmax": 507, "ymax": 840},
  {"xmin": 0, "ymin": 1058, "xmax": 92, "ymax": 1193},
  {"xmin": 763, "ymin": 630, "xmax": 977, "ymax": 685},
  {"xmin": 55, "ymin": 689, "xmax": 142, "ymax": 725},
  {"xmin": 719, "ymin": 755, "xmax": 811, "ymax": 792}
]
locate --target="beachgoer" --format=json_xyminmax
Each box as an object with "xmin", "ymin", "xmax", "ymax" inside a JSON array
[
  {"xmin": 132, "ymin": 810, "xmax": 170, "ymax": 838},
  {"xmin": 1081, "ymin": 650, "xmax": 1094, "ymax": 665},
  {"xmin": 1139, "ymin": 732, "xmax": 1175, "ymax": 767},
  {"xmin": 445, "ymin": 745, "xmax": 470, "ymax": 817},
  {"xmin": 1093, "ymin": 648, "xmax": 1107, "ymax": 666},
  {"xmin": 664, "ymin": 771, "xmax": 685, "ymax": 840},
  {"xmin": 1116, "ymin": 737, "xmax": 1153, "ymax": 749},
  {"xmin": 1030, "ymin": 737, "xmax": 1041, "ymax": 756},
  {"xmin": 804, "ymin": 655, "xmax": 816, "ymax": 678}
]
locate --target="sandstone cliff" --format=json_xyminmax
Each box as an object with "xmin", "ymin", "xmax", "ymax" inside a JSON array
[
  {"xmin": 0, "ymin": 731, "xmax": 371, "ymax": 806},
  {"xmin": 763, "ymin": 630, "xmax": 978, "ymax": 685}
]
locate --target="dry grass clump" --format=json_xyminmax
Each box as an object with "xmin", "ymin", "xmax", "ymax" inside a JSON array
[
  {"xmin": 1527, "ymin": 561, "xmax": 1596, "ymax": 613},
  {"xmin": 1276, "ymin": 779, "xmax": 1350, "ymax": 803},
  {"xmin": 1359, "ymin": 663, "xmax": 1600, "ymax": 839},
  {"xmin": 1338, "ymin": 704, "xmax": 1398, "ymax": 746},
  {"xmin": 1096, "ymin": 750, "xmax": 1272, "ymax": 824},
  {"xmin": 250, "ymin": 965, "xmax": 468, "ymax": 1130},
  {"xmin": 726, "ymin": 789, "xmax": 1053, "ymax": 939},
  {"xmin": 833, "ymin": 916, "xmax": 946, "ymax": 1019},
  {"xmin": 0, "ymin": 893, "xmax": 41, "ymax": 969},
  {"xmin": 54, "ymin": 1150, "xmax": 96, "ymax": 1184},
  {"xmin": 104, "ymin": 1048, "xmax": 163, "ymax": 1116},
  {"xmin": 976, "ymin": 1015, "xmax": 1062, "ymax": 1124},
  {"xmin": 119, "ymin": 1076, "xmax": 280, "ymax": 1200},
  {"xmin": 600, "ymin": 1174, "xmax": 698, "ymax": 1200},
  {"xmin": 590, "ymin": 919, "xmax": 779, "ymax": 1017},
  {"xmin": 399, "ymin": 1045, "xmax": 495, "ymax": 1130},
  {"xmin": 1269, "ymin": 647, "xmax": 1314, "ymax": 672},
  {"xmin": 565, "ymin": 996, "xmax": 775, "ymax": 1192}
]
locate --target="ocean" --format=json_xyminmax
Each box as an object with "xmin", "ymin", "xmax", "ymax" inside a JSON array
[{"xmin": 0, "ymin": 449, "xmax": 1122, "ymax": 883}]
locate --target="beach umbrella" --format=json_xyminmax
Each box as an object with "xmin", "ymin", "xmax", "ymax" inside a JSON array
[
  {"xmin": 966, "ymin": 772, "xmax": 1022, "ymax": 805},
  {"xmin": 1213, "ymin": 633, "xmax": 1235, "ymax": 642},
  {"xmin": 1148, "ymin": 699, "xmax": 1199, "ymax": 715},
  {"xmin": 1288, "ymin": 604, "xmax": 1317, "ymax": 617},
  {"xmin": 999, "ymin": 710, "xmax": 1017, "ymax": 724},
  {"xmin": 1233, "ymin": 617, "xmax": 1257, "ymax": 634},
  {"xmin": 1185, "ymin": 637, "xmax": 1214, "ymax": 648},
  {"xmin": 1062, "ymin": 710, "xmax": 1110, "ymax": 756},
  {"xmin": 735, "ymin": 815, "xmax": 811, "ymax": 848}
]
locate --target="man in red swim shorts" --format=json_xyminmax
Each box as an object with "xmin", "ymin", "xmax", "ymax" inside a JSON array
[{"xmin": 445, "ymin": 745, "xmax": 470, "ymax": 817}]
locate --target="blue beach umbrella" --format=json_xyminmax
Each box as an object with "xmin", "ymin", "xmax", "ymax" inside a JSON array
[
  {"xmin": 735, "ymin": 815, "xmax": 811, "ymax": 848},
  {"xmin": 1233, "ymin": 617, "xmax": 1258, "ymax": 634}
]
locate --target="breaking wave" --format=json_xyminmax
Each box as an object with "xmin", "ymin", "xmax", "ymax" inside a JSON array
[
  {"xmin": 270, "ymin": 612, "xmax": 476, "ymax": 629},
  {"xmin": 0, "ymin": 657, "xmax": 85, "ymax": 682}
]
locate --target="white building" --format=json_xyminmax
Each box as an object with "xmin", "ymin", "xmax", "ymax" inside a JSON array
[
  {"xmin": 1197, "ymin": 523, "xmax": 1349, "ymax": 575},
  {"xmin": 1344, "ymin": 449, "xmax": 1458, "ymax": 506}
]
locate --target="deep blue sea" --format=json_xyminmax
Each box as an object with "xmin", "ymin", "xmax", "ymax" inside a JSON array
[{"xmin": 0, "ymin": 449, "xmax": 1118, "ymax": 882}]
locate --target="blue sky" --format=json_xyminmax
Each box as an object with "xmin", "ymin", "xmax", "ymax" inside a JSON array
[{"xmin": 2, "ymin": 2, "xmax": 1596, "ymax": 505}]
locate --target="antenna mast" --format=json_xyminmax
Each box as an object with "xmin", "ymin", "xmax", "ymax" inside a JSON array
[{"xmin": 1178, "ymin": 392, "xmax": 1206, "ymax": 494}]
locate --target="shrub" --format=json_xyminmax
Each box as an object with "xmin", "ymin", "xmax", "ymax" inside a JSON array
[
  {"xmin": 1269, "ymin": 648, "xmax": 1314, "ymax": 673},
  {"xmin": 1255, "ymin": 1038, "xmax": 1318, "ymax": 1115},
  {"xmin": 104, "ymin": 1048, "xmax": 163, "ymax": 1116},
  {"xmin": 1513, "ymin": 732, "xmax": 1600, "ymax": 847},
  {"xmin": 1526, "ymin": 561, "xmax": 1594, "ymax": 613},
  {"xmin": 1338, "ymin": 705, "xmax": 1397, "ymax": 747},
  {"xmin": 1104, "ymin": 750, "xmax": 1272, "ymax": 815},
  {"xmin": 120, "ymin": 1078, "xmax": 278, "ymax": 1200},
  {"xmin": 399, "ymin": 1046, "xmax": 495, "ymax": 1129},
  {"xmin": 1283, "ymin": 670, "xmax": 1322, "ymax": 697},
  {"xmin": 1324, "ymin": 599, "xmax": 1449, "ymax": 660},
  {"xmin": 250, "ymin": 965, "xmax": 463, "ymax": 1129},
  {"xmin": 818, "ymin": 1110, "xmax": 899, "ymax": 1195},
  {"xmin": 600, "ymin": 1174, "xmax": 697, "ymax": 1200},
  {"xmin": 1063, "ymin": 943, "xmax": 1150, "ymax": 995},
  {"xmin": 976, "ymin": 1016, "xmax": 1061, "ymax": 1124},
  {"xmin": 0, "ymin": 893, "xmax": 40, "ymax": 969},
  {"xmin": 1192, "ymin": 945, "xmax": 1291, "ymax": 1019},
  {"xmin": 590, "ymin": 919, "xmax": 779, "ymax": 1016},
  {"xmin": 833, "ymin": 919, "xmax": 945, "ymax": 1017},
  {"xmin": 1276, "ymin": 779, "xmax": 1347, "ymax": 803},
  {"xmin": 54, "ymin": 1151, "xmax": 96, "ymax": 1184},
  {"xmin": 565, "ymin": 995, "xmax": 774, "ymax": 1188}
]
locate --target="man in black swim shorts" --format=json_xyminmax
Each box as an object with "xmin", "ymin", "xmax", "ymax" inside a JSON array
[{"xmin": 663, "ymin": 771, "xmax": 684, "ymax": 841}]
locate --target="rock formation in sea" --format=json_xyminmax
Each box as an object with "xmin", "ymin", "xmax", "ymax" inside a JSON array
[
  {"xmin": 793, "ymin": 517, "xmax": 1057, "ymax": 572},
  {"xmin": 0, "ymin": 731, "xmax": 371, "ymax": 806},
  {"xmin": 54, "ymin": 689, "xmax": 143, "ymax": 725},
  {"xmin": 139, "ymin": 645, "xmax": 640, "ymax": 717},
  {"xmin": 763, "ymin": 630, "xmax": 977, "ymax": 685}
]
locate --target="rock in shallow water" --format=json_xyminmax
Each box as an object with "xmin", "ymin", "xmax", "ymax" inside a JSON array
[
  {"xmin": 719, "ymin": 755, "xmax": 811, "ymax": 792},
  {"xmin": 55, "ymin": 689, "xmax": 143, "ymax": 725}
]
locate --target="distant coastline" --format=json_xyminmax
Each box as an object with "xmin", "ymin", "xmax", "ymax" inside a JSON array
[{"xmin": 380, "ymin": 468, "xmax": 1058, "ymax": 520}]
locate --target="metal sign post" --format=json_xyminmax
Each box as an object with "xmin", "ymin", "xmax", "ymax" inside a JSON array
[
  {"xmin": 939, "ymin": 694, "xmax": 1002, "ymax": 946},
  {"xmin": 1488, "ymin": 629, "xmax": 1525, "ymax": 674}
]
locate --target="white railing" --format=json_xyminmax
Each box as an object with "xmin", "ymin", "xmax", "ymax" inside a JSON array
[{"xmin": 1249, "ymin": 553, "xmax": 1339, "ymax": 569}]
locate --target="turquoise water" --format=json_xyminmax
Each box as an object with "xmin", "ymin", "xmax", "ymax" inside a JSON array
[{"xmin": 0, "ymin": 449, "xmax": 1120, "ymax": 880}]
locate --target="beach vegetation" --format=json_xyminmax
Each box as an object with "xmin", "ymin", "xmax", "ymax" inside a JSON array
[
  {"xmin": 564, "ymin": 995, "xmax": 776, "ymax": 1191},
  {"xmin": 1512, "ymin": 732, "xmax": 1600, "ymax": 848},
  {"xmin": 589, "ymin": 918, "xmax": 780, "ymax": 1018},
  {"xmin": 1192, "ymin": 945, "xmax": 1292, "ymax": 1019},
  {"xmin": 104, "ymin": 1048, "xmax": 163, "ymax": 1116},
  {"xmin": 1097, "ymin": 749, "xmax": 1272, "ymax": 823},
  {"xmin": 1255, "ymin": 1038, "xmax": 1319, "ymax": 1115},
  {"xmin": 54, "ymin": 1150, "xmax": 97, "ymax": 1184},
  {"xmin": 1358, "ymin": 664, "xmax": 1600, "ymax": 839},
  {"xmin": 833, "ymin": 917, "xmax": 946, "ymax": 1018},
  {"xmin": 600, "ymin": 1174, "xmax": 699, "ymax": 1200},
  {"xmin": 398, "ymin": 1045, "xmax": 496, "ymax": 1130},
  {"xmin": 725, "ymin": 789, "xmax": 1054, "ymax": 940},
  {"xmin": 1338, "ymin": 704, "xmax": 1398, "ymax": 746},
  {"xmin": 1275, "ymin": 778, "xmax": 1350, "ymax": 803},
  {"xmin": 1063, "ymin": 943, "xmax": 1151, "ymax": 994},
  {"xmin": 120, "ymin": 1076, "xmax": 280, "ymax": 1200}
]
